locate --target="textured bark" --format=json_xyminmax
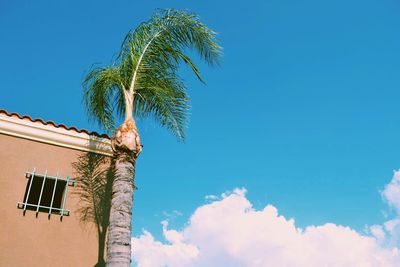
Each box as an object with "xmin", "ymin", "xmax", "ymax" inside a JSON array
[{"xmin": 106, "ymin": 118, "xmax": 141, "ymax": 267}]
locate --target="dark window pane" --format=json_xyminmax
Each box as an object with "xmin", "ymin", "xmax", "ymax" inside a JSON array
[{"xmin": 23, "ymin": 177, "xmax": 67, "ymax": 213}]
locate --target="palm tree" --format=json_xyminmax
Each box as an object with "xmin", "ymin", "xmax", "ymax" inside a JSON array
[{"xmin": 83, "ymin": 9, "xmax": 221, "ymax": 266}]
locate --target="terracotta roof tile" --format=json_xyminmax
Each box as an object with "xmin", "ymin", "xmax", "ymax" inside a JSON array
[{"xmin": 0, "ymin": 109, "xmax": 110, "ymax": 139}]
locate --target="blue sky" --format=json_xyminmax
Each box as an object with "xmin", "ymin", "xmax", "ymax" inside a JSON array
[{"xmin": 2, "ymin": 0, "xmax": 400, "ymax": 250}]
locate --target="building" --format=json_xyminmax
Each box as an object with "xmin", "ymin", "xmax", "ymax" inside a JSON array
[{"xmin": 0, "ymin": 109, "xmax": 112, "ymax": 267}]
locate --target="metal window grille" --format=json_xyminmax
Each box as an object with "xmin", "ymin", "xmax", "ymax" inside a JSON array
[{"xmin": 17, "ymin": 168, "xmax": 76, "ymax": 218}]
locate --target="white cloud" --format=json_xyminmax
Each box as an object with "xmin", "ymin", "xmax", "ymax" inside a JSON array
[
  {"xmin": 162, "ymin": 210, "xmax": 183, "ymax": 219},
  {"xmin": 204, "ymin": 194, "xmax": 218, "ymax": 200},
  {"xmin": 132, "ymin": 229, "xmax": 199, "ymax": 267},
  {"xmin": 383, "ymin": 171, "xmax": 400, "ymax": 214},
  {"xmin": 369, "ymin": 224, "xmax": 386, "ymax": 244},
  {"xmin": 380, "ymin": 170, "xmax": 400, "ymax": 247},
  {"xmin": 132, "ymin": 174, "xmax": 400, "ymax": 267}
]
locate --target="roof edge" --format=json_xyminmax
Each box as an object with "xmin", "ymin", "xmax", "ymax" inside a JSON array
[{"xmin": 0, "ymin": 112, "xmax": 113, "ymax": 156}]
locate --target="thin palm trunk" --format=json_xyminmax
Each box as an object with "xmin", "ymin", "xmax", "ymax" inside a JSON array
[{"xmin": 107, "ymin": 118, "xmax": 141, "ymax": 267}]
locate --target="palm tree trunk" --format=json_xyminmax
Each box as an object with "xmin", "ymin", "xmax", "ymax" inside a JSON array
[
  {"xmin": 106, "ymin": 152, "xmax": 135, "ymax": 266},
  {"xmin": 107, "ymin": 118, "xmax": 141, "ymax": 267}
]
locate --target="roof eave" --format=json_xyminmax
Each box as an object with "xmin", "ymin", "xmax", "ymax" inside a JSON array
[{"xmin": 0, "ymin": 112, "xmax": 113, "ymax": 156}]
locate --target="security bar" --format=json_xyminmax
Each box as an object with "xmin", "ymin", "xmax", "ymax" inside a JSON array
[{"xmin": 18, "ymin": 169, "xmax": 75, "ymax": 218}]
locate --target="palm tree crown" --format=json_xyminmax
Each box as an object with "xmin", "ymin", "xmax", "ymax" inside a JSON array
[
  {"xmin": 83, "ymin": 9, "xmax": 221, "ymax": 139},
  {"xmin": 83, "ymin": 9, "xmax": 221, "ymax": 266}
]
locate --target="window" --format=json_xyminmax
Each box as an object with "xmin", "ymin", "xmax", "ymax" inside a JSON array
[{"xmin": 17, "ymin": 169, "xmax": 76, "ymax": 218}]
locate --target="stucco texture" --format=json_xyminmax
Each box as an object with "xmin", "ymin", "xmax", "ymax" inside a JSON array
[{"xmin": 0, "ymin": 133, "xmax": 99, "ymax": 267}]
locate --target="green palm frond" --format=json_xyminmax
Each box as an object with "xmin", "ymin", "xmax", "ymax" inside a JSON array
[
  {"xmin": 83, "ymin": 9, "xmax": 222, "ymax": 139},
  {"xmin": 126, "ymin": 9, "xmax": 221, "ymax": 139},
  {"xmin": 134, "ymin": 72, "xmax": 189, "ymax": 139},
  {"xmin": 82, "ymin": 66, "xmax": 123, "ymax": 132}
]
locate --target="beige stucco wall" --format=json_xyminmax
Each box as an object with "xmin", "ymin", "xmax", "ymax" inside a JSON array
[{"xmin": 0, "ymin": 133, "xmax": 100, "ymax": 267}]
